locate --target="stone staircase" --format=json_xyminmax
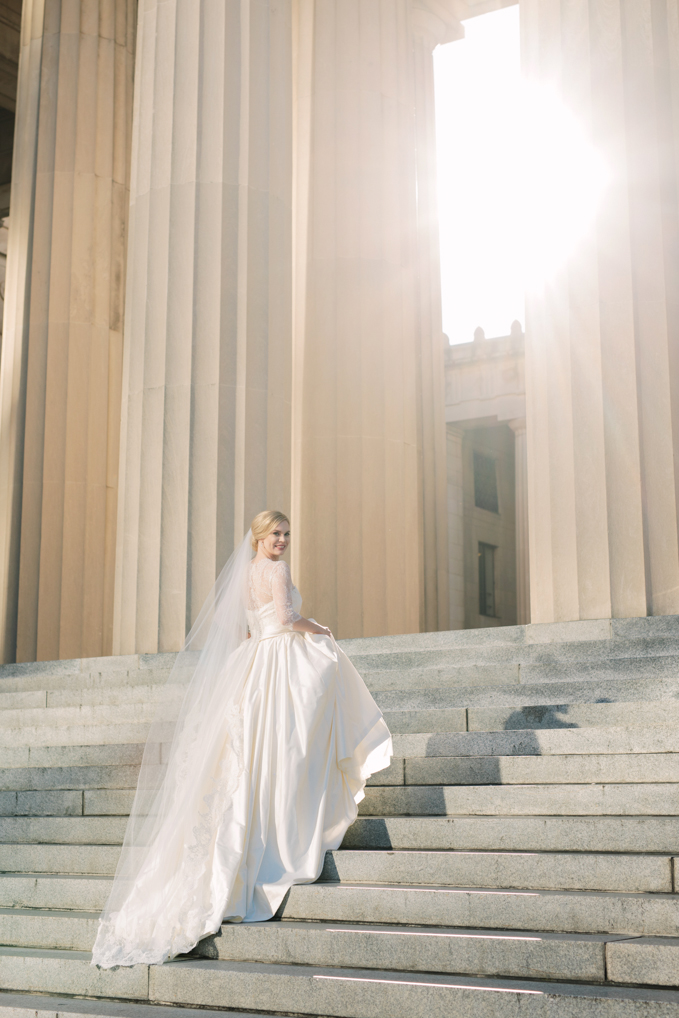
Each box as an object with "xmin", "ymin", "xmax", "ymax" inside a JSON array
[{"xmin": 2, "ymin": 616, "xmax": 679, "ymax": 1016}]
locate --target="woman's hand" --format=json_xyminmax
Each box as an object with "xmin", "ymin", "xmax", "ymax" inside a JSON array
[{"xmin": 292, "ymin": 617, "xmax": 333, "ymax": 638}]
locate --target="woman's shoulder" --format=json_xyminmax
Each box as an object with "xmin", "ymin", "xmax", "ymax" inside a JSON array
[
  {"xmin": 252, "ymin": 557, "xmax": 291, "ymax": 576},
  {"xmin": 270, "ymin": 558, "xmax": 292, "ymax": 576}
]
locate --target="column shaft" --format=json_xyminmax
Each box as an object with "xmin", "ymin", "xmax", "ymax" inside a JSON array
[
  {"xmin": 411, "ymin": 3, "xmax": 457, "ymax": 633},
  {"xmin": 523, "ymin": 0, "xmax": 679, "ymax": 622},
  {"xmin": 114, "ymin": 0, "xmax": 293, "ymax": 654},
  {"xmin": 291, "ymin": 0, "xmax": 452, "ymax": 638},
  {"xmin": 0, "ymin": 0, "xmax": 135, "ymax": 662}
]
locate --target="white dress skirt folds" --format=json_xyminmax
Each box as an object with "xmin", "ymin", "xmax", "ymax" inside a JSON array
[{"xmin": 91, "ymin": 551, "xmax": 392, "ymax": 969}]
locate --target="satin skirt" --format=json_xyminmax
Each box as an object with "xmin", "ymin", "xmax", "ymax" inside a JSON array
[
  {"xmin": 217, "ymin": 630, "xmax": 392, "ymax": 924},
  {"xmin": 93, "ymin": 629, "xmax": 391, "ymax": 967}
]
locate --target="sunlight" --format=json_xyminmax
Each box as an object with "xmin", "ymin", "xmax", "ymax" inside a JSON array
[{"xmin": 434, "ymin": 7, "xmax": 608, "ymax": 345}]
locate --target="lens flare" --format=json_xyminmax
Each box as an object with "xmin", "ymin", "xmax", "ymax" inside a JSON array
[
  {"xmin": 434, "ymin": 8, "xmax": 609, "ymax": 343},
  {"xmin": 515, "ymin": 83, "xmax": 609, "ymax": 289}
]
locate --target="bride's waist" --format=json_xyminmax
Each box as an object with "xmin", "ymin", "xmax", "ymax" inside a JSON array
[
  {"xmin": 247, "ymin": 608, "xmax": 295, "ymax": 641},
  {"xmin": 256, "ymin": 627, "xmax": 297, "ymax": 642}
]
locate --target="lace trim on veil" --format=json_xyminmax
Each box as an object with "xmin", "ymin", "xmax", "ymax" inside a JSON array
[{"xmin": 91, "ymin": 533, "xmax": 255, "ymax": 969}]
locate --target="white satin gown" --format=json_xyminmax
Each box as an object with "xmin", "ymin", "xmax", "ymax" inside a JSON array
[{"xmin": 92, "ymin": 558, "xmax": 392, "ymax": 967}]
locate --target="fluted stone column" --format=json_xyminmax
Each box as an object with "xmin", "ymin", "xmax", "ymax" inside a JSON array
[
  {"xmin": 291, "ymin": 0, "xmax": 452, "ymax": 638},
  {"xmin": 410, "ymin": 1, "xmax": 459, "ymax": 633},
  {"xmin": 509, "ymin": 417, "xmax": 529, "ymax": 625},
  {"xmin": 0, "ymin": 0, "xmax": 135, "ymax": 662},
  {"xmin": 523, "ymin": 0, "xmax": 679, "ymax": 622},
  {"xmin": 113, "ymin": 0, "xmax": 292, "ymax": 654}
]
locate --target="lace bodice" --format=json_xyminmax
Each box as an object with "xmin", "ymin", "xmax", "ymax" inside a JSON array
[{"xmin": 248, "ymin": 559, "xmax": 302, "ymax": 628}]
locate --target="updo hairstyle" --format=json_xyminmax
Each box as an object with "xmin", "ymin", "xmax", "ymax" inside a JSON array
[{"xmin": 250, "ymin": 510, "xmax": 290, "ymax": 553}]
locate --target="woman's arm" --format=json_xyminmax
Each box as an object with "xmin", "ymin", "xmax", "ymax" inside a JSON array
[
  {"xmin": 271, "ymin": 560, "xmax": 332, "ymax": 637},
  {"xmin": 292, "ymin": 616, "xmax": 332, "ymax": 637}
]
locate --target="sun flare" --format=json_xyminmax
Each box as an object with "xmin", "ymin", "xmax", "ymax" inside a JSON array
[{"xmin": 434, "ymin": 7, "xmax": 609, "ymax": 345}]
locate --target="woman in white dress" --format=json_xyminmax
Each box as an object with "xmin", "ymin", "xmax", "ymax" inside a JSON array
[{"xmin": 92, "ymin": 510, "xmax": 392, "ymax": 969}]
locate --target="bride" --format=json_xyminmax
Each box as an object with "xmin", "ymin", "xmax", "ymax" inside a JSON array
[{"xmin": 92, "ymin": 510, "xmax": 392, "ymax": 968}]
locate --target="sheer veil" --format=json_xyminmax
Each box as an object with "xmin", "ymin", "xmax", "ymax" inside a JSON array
[{"xmin": 92, "ymin": 530, "xmax": 255, "ymax": 968}]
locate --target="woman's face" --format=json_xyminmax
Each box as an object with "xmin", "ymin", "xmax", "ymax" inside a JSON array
[{"xmin": 259, "ymin": 521, "xmax": 290, "ymax": 559}]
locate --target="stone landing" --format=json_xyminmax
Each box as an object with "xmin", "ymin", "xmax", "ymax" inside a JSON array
[{"xmin": 1, "ymin": 617, "xmax": 679, "ymax": 1016}]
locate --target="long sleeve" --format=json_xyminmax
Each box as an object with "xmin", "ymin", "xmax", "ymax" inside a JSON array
[{"xmin": 270, "ymin": 561, "xmax": 302, "ymax": 627}]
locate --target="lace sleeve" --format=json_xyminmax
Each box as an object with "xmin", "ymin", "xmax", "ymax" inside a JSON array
[{"xmin": 270, "ymin": 561, "xmax": 301, "ymax": 627}]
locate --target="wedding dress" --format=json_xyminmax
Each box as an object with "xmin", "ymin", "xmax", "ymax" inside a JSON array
[{"xmin": 91, "ymin": 537, "xmax": 392, "ymax": 969}]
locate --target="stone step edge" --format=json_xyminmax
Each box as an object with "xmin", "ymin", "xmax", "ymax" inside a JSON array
[
  {"xmin": 6, "ymin": 729, "xmax": 679, "ymax": 769},
  {"xmin": 3, "ymin": 870, "xmax": 679, "ymax": 902},
  {"xmin": 6, "ymin": 704, "xmax": 679, "ymax": 745},
  {"xmin": 194, "ymin": 920, "xmax": 679, "ymax": 986},
  {"xmin": 286, "ymin": 879, "xmax": 679, "ymax": 900},
  {"xmin": 3, "ymin": 948, "xmax": 679, "ymax": 1006},
  {"xmin": 0, "ymin": 917, "xmax": 667, "ymax": 988},
  {"xmin": 0, "ymin": 990, "xmax": 258, "ymax": 1018}
]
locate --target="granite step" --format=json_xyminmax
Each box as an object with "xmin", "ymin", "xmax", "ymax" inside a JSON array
[
  {"xmin": 368, "ymin": 753, "xmax": 679, "ymax": 787},
  {"xmin": 0, "ymin": 843, "xmax": 120, "ymax": 875},
  {"xmin": 10, "ymin": 749, "xmax": 679, "ymax": 799},
  {"xmin": 0, "ymin": 764, "xmax": 141, "ymax": 791},
  {"xmin": 351, "ymin": 635, "xmax": 679, "ymax": 666},
  {"xmin": 6, "ymin": 698, "xmax": 679, "ymax": 744},
  {"xmin": 1, "ymin": 844, "xmax": 668, "ymax": 894},
  {"xmin": 341, "ymin": 615, "xmax": 675, "ymax": 658},
  {"xmin": 3, "ymin": 948, "xmax": 679, "ymax": 1017},
  {"xmin": 0, "ymin": 684, "xmax": 180, "ymax": 711},
  {"xmin": 0, "ymin": 994, "xmax": 256, "ymax": 1018},
  {"xmin": 466, "ymin": 700, "xmax": 679, "ymax": 732},
  {"xmin": 9, "ymin": 677, "xmax": 679, "ymax": 721},
  {"xmin": 10, "ymin": 674, "xmax": 679, "ymax": 715},
  {"xmin": 382, "ymin": 698, "xmax": 679, "ymax": 733},
  {"xmin": 6, "ymin": 780, "xmax": 679, "ymax": 820},
  {"xmin": 0, "ymin": 722, "xmax": 154, "ymax": 749},
  {"xmin": 1, "ymin": 911, "xmax": 677, "ymax": 990},
  {"xmin": 375, "ymin": 680, "xmax": 679, "ymax": 710},
  {"xmin": 607, "ymin": 937, "xmax": 679, "ymax": 987},
  {"xmin": 317, "ymin": 849, "xmax": 673, "ymax": 893},
  {"xmin": 0, "ymin": 743, "xmax": 145, "ymax": 770},
  {"xmin": 199, "ymin": 922, "xmax": 679, "ymax": 988},
  {"xmin": 0, "ymin": 654, "xmax": 175, "ymax": 692},
  {"xmin": 0, "ymin": 815, "xmax": 128, "ymax": 844},
  {"xmin": 0, "ymin": 946, "xmax": 148, "ymax": 1000},
  {"xmin": 3, "ymin": 812, "xmax": 679, "ymax": 854},
  {"xmin": 364, "ymin": 657, "xmax": 679, "ymax": 692},
  {"xmin": 194, "ymin": 919, "xmax": 621, "ymax": 983},
  {"xmin": 280, "ymin": 880, "xmax": 679, "ymax": 936},
  {"xmin": 0, "ymin": 788, "xmax": 134, "ymax": 816},
  {"xmin": 390, "ymin": 727, "xmax": 679, "ymax": 757},
  {"xmin": 0, "ymin": 874, "xmax": 111, "ymax": 910},
  {"xmin": 372, "ymin": 674, "xmax": 679, "ymax": 703},
  {"xmin": 359, "ymin": 782, "xmax": 679, "ymax": 816},
  {"xmin": 1, "ymin": 724, "xmax": 678, "ymax": 775},
  {"xmin": 343, "ymin": 815, "xmax": 679, "ymax": 853},
  {"xmin": 0, "ymin": 909, "xmax": 635, "ymax": 982},
  {"xmin": 145, "ymin": 955, "xmax": 679, "ymax": 1016},
  {"xmin": 0, "ymin": 702, "xmax": 167, "ymax": 730},
  {"xmin": 348, "ymin": 636, "xmax": 679, "ymax": 672},
  {"xmin": 0, "ymin": 909, "xmax": 100, "ymax": 951}
]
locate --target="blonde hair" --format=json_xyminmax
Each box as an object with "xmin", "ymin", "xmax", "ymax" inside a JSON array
[{"xmin": 250, "ymin": 510, "xmax": 290, "ymax": 552}]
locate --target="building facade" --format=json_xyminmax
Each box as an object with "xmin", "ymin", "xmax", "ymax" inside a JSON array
[
  {"xmin": 0, "ymin": 0, "xmax": 678, "ymax": 663},
  {"xmin": 445, "ymin": 324, "xmax": 527, "ymax": 631}
]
